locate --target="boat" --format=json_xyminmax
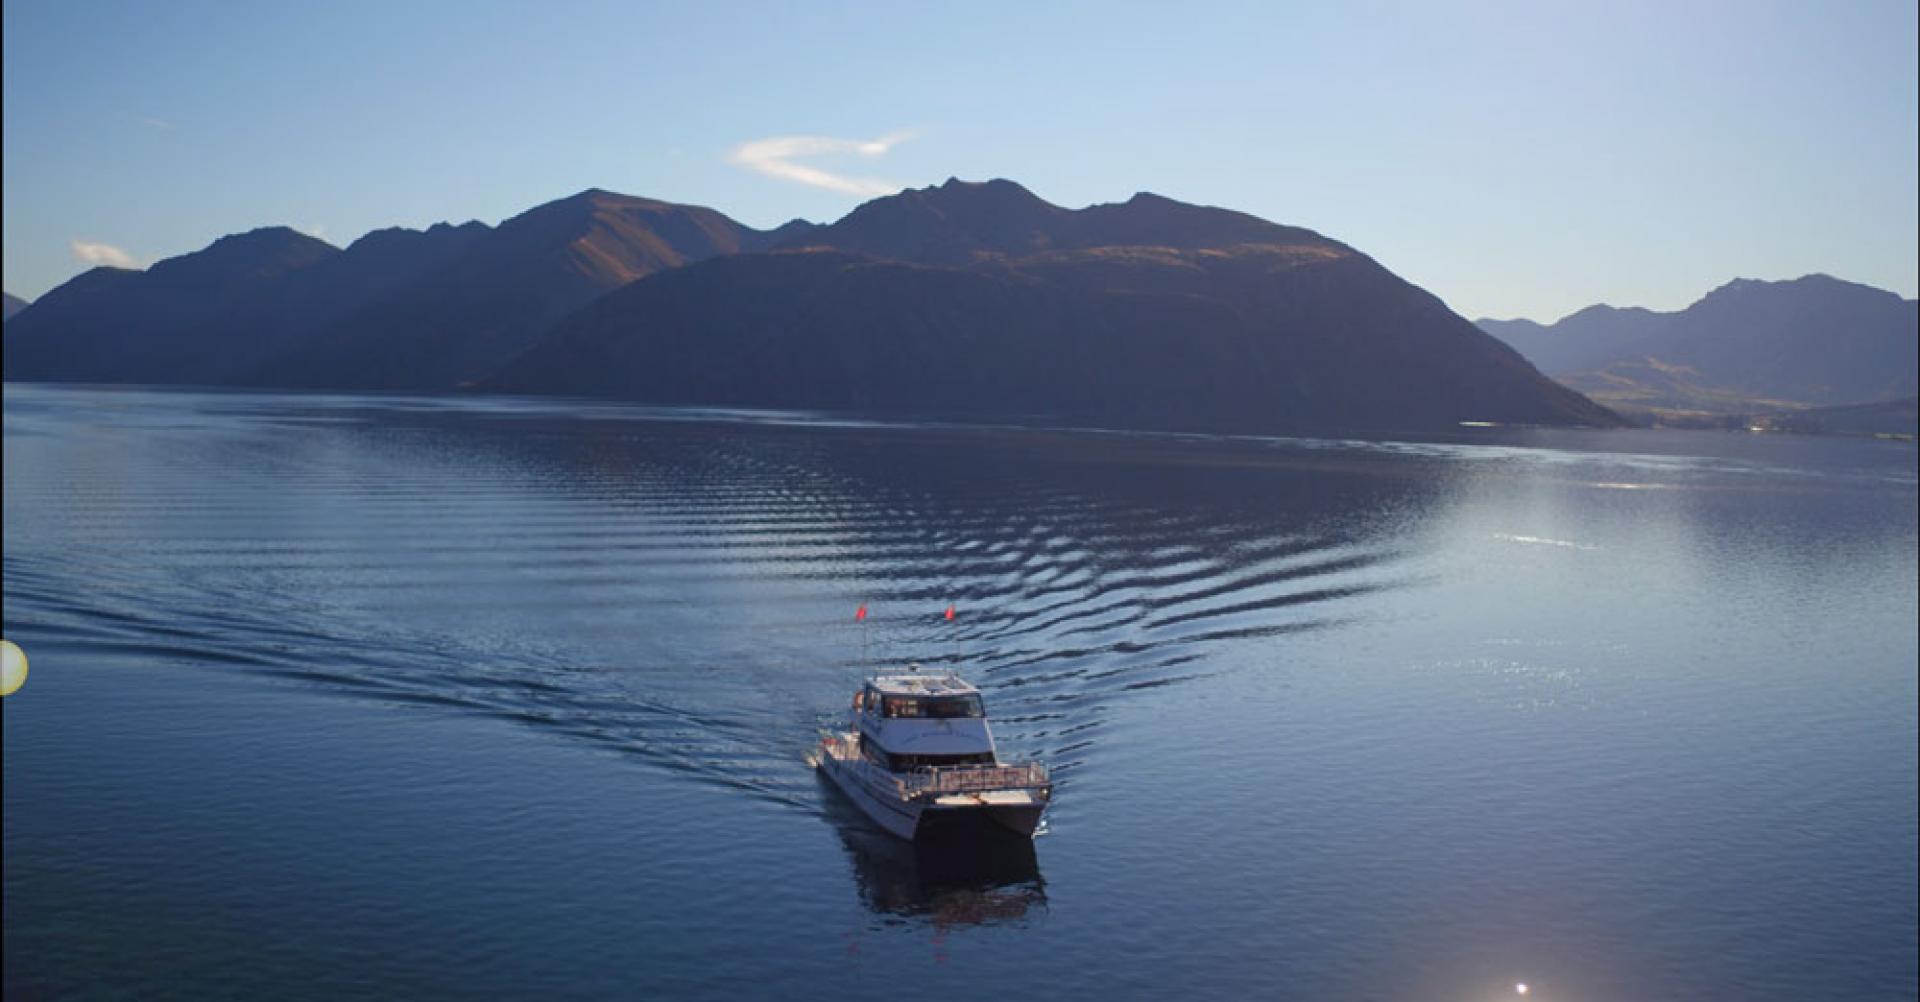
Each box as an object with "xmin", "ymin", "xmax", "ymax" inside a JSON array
[{"xmin": 816, "ymin": 665, "xmax": 1051, "ymax": 840}]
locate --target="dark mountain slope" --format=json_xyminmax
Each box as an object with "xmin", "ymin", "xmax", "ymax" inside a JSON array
[
  {"xmin": 252, "ymin": 190, "xmax": 792, "ymax": 389},
  {"xmin": 3, "ymin": 228, "xmax": 339, "ymax": 382},
  {"xmin": 3, "ymin": 292, "xmax": 30, "ymax": 322},
  {"xmin": 492, "ymin": 218, "xmax": 1618, "ymax": 433},
  {"xmin": 5, "ymin": 179, "xmax": 1619, "ymax": 433},
  {"xmin": 4, "ymin": 191, "xmax": 794, "ymax": 390},
  {"xmin": 209, "ymin": 221, "xmax": 491, "ymax": 380}
]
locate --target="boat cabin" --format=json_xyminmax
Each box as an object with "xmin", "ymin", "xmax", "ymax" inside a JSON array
[{"xmin": 852, "ymin": 667, "xmax": 999, "ymax": 771}]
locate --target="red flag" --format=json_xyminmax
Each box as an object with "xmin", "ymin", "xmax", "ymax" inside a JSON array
[
  {"xmin": 944, "ymin": 604, "xmax": 955, "ymax": 621},
  {"xmin": 855, "ymin": 605, "xmax": 867, "ymax": 621}
]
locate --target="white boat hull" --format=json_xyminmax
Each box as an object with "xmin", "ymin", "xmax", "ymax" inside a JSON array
[
  {"xmin": 817, "ymin": 733, "xmax": 1046, "ymax": 841},
  {"xmin": 819, "ymin": 744, "xmax": 925, "ymax": 839}
]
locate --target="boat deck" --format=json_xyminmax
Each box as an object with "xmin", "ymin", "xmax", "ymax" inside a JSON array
[{"xmin": 818, "ymin": 732, "xmax": 1048, "ymax": 802}]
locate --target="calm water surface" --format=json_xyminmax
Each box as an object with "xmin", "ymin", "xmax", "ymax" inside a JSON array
[{"xmin": 4, "ymin": 384, "xmax": 1915, "ymax": 1001}]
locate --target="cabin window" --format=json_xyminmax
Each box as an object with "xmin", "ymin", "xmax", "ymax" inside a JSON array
[
  {"xmin": 879, "ymin": 694, "xmax": 983, "ymax": 718},
  {"xmin": 890, "ymin": 751, "xmax": 995, "ymax": 770},
  {"xmin": 925, "ymin": 695, "xmax": 984, "ymax": 718}
]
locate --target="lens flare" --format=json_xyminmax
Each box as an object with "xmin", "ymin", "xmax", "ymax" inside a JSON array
[{"xmin": 0, "ymin": 640, "xmax": 26, "ymax": 697}]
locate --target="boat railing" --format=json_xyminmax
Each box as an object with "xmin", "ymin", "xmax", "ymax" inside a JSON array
[{"xmin": 897, "ymin": 761, "xmax": 1050, "ymax": 797}]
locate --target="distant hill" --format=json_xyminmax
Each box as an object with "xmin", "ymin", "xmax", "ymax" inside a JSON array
[
  {"xmin": 1478, "ymin": 275, "xmax": 1919, "ymax": 418},
  {"xmin": 490, "ymin": 180, "xmax": 1619, "ymax": 432},
  {"xmin": 2, "ymin": 292, "xmax": 27, "ymax": 322},
  {"xmin": 3, "ymin": 191, "xmax": 797, "ymax": 389},
  {"xmin": 1477, "ymin": 305, "xmax": 1673, "ymax": 376},
  {"xmin": 1765, "ymin": 397, "xmax": 1918, "ymax": 438}
]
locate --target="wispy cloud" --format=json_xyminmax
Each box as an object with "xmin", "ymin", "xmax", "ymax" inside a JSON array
[
  {"xmin": 139, "ymin": 116, "xmax": 173, "ymax": 130},
  {"xmin": 70, "ymin": 240, "xmax": 138, "ymax": 269},
  {"xmin": 726, "ymin": 130, "xmax": 914, "ymax": 196}
]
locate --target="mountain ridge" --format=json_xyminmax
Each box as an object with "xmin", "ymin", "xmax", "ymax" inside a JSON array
[
  {"xmin": 1476, "ymin": 274, "xmax": 1918, "ymax": 417},
  {"xmin": 251, "ymin": 188, "xmax": 790, "ymax": 389},
  {"xmin": 7, "ymin": 179, "xmax": 1620, "ymax": 432},
  {"xmin": 5, "ymin": 190, "xmax": 799, "ymax": 389},
  {"xmin": 489, "ymin": 180, "xmax": 1618, "ymax": 431},
  {"xmin": 776, "ymin": 178, "xmax": 1351, "ymax": 265}
]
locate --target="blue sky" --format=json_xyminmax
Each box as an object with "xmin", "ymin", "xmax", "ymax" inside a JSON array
[{"xmin": 3, "ymin": 0, "xmax": 1914, "ymax": 320}]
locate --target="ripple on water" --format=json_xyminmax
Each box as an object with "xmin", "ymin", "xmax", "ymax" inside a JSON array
[{"xmin": 2, "ymin": 388, "xmax": 1440, "ymax": 821}]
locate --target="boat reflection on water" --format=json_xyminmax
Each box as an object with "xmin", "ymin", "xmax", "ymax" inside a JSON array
[{"xmin": 818, "ymin": 776, "xmax": 1047, "ymax": 928}]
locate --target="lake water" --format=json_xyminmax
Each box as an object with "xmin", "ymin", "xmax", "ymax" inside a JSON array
[{"xmin": 4, "ymin": 383, "xmax": 1915, "ymax": 1001}]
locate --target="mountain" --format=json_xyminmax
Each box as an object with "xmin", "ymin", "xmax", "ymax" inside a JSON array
[
  {"xmin": 256, "ymin": 190, "xmax": 805, "ymax": 389},
  {"xmin": 490, "ymin": 180, "xmax": 1619, "ymax": 432},
  {"xmin": 1477, "ymin": 305, "xmax": 1672, "ymax": 376},
  {"xmin": 3, "ymin": 190, "xmax": 796, "ymax": 389},
  {"xmin": 1478, "ymin": 276, "xmax": 1919, "ymax": 417},
  {"xmin": 5, "ymin": 179, "xmax": 1620, "ymax": 433},
  {"xmin": 4, "ymin": 228, "xmax": 339, "ymax": 382},
  {"xmin": 778, "ymin": 178, "xmax": 1346, "ymax": 263},
  {"xmin": 2, "ymin": 292, "xmax": 27, "ymax": 322}
]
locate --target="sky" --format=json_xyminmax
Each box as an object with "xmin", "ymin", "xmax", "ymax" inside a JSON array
[{"xmin": 2, "ymin": 0, "xmax": 1915, "ymax": 321}]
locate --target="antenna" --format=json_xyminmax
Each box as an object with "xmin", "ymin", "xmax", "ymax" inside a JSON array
[
  {"xmin": 854, "ymin": 602, "xmax": 870, "ymax": 671},
  {"xmin": 945, "ymin": 602, "xmax": 958, "ymax": 668}
]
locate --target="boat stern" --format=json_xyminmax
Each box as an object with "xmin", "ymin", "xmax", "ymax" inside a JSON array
[{"xmin": 922, "ymin": 788, "xmax": 1049, "ymax": 838}]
